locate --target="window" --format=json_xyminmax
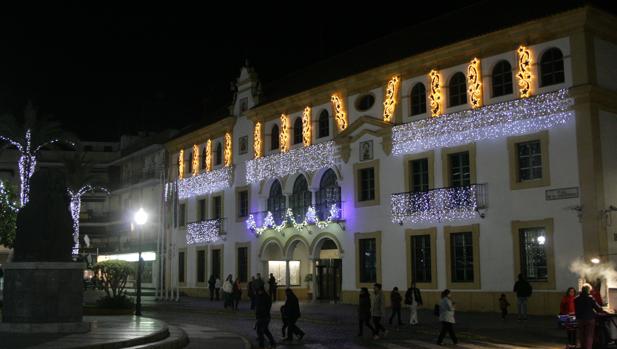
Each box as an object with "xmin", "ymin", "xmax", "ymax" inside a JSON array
[
  {"xmin": 411, "ymin": 235, "xmax": 432, "ymax": 283},
  {"xmin": 202, "ymin": 146, "xmax": 208, "ymax": 169},
  {"xmin": 188, "ymin": 151, "xmax": 194, "ymax": 174},
  {"xmin": 178, "ymin": 251, "xmax": 186, "ymax": 283},
  {"xmin": 410, "ymin": 158, "xmax": 429, "ymax": 192},
  {"xmin": 359, "ymin": 238, "xmax": 377, "ymax": 283},
  {"xmin": 212, "ymin": 195, "xmax": 222, "ymax": 219},
  {"xmin": 179, "ymin": 203, "xmax": 186, "ymax": 226},
  {"xmin": 237, "ymin": 247, "xmax": 248, "ymax": 283},
  {"xmin": 410, "ymin": 83, "xmax": 427, "ymax": 116},
  {"xmin": 492, "ymin": 60, "xmax": 513, "ymax": 97},
  {"xmin": 519, "ymin": 227, "xmax": 548, "ymax": 281},
  {"xmin": 449, "ymin": 152, "xmax": 470, "ymax": 187},
  {"xmin": 540, "ymin": 48, "xmax": 565, "ymax": 87},
  {"xmin": 237, "ymin": 190, "xmax": 249, "ymax": 218},
  {"xmin": 268, "ymin": 261, "xmax": 300, "ymax": 286},
  {"xmin": 356, "ymin": 94, "xmax": 375, "ymax": 111},
  {"xmin": 318, "ymin": 110, "xmax": 329, "ymax": 138},
  {"xmin": 316, "ymin": 169, "xmax": 341, "ymax": 220},
  {"xmin": 198, "ymin": 199, "xmax": 207, "ymax": 221},
  {"xmin": 293, "ymin": 117, "xmax": 302, "ymax": 145},
  {"xmin": 359, "ymin": 168, "xmax": 375, "ymax": 201},
  {"xmin": 196, "ymin": 250, "xmax": 206, "ymax": 283},
  {"xmin": 211, "ymin": 249, "xmax": 221, "ymax": 279},
  {"xmin": 517, "ymin": 140, "xmax": 542, "ymax": 181},
  {"xmin": 215, "ymin": 143, "xmax": 222, "ymax": 166},
  {"xmin": 450, "ymin": 232, "xmax": 474, "ymax": 283},
  {"xmin": 239, "ymin": 97, "xmax": 248, "ymax": 113},
  {"xmin": 267, "ymin": 180, "xmax": 285, "ymax": 224},
  {"xmin": 290, "ymin": 175, "xmax": 311, "ymax": 221},
  {"xmin": 271, "ymin": 125, "xmax": 279, "ymax": 150},
  {"xmin": 449, "ymin": 72, "xmax": 467, "ymax": 107}
]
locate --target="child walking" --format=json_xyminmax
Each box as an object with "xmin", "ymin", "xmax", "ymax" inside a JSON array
[{"xmin": 499, "ymin": 293, "xmax": 510, "ymax": 320}]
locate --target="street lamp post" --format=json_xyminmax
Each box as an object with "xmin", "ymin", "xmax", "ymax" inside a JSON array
[{"xmin": 134, "ymin": 208, "xmax": 148, "ymax": 316}]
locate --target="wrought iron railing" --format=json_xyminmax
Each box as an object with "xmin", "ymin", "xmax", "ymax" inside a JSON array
[
  {"xmin": 246, "ymin": 201, "xmax": 342, "ymax": 234},
  {"xmin": 186, "ymin": 218, "xmax": 226, "ymax": 245}
]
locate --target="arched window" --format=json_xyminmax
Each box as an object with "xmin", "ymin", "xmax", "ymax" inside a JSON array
[
  {"xmin": 449, "ymin": 72, "xmax": 467, "ymax": 107},
  {"xmin": 540, "ymin": 48, "xmax": 564, "ymax": 87},
  {"xmin": 202, "ymin": 146, "xmax": 208, "ymax": 169},
  {"xmin": 410, "ymin": 83, "xmax": 427, "ymax": 116},
  {"xmin": 316, "ymin": 169, "xmax": 341, "ymax": 220},
  {"xmin": 188, "ymin": 151, "xmax": 193, "ymax": 174},
  {"xmin": 290, "ymin": 175, "xmax": 311, "ymax": 221},
  {"xmin": 492, "ymin": 60, "xmax": 513, "ymax": 97},
  {"xmin": 271, "ymin": 125, "xmax": 279, "ymax": 150},
  {"xmin": 318, "ymin": 110, "xmax": 329, "ymax": 138},
  {"xmin": 267, "ymin": 180, "xmax": 285, "ymax": 224},
  {"xmin": 215, "ymin": 142, "xmax": 222, "ymax": 165},
  {"xmin": 293, "ymin": 117, "xmax": 302, "ymax": 145}
]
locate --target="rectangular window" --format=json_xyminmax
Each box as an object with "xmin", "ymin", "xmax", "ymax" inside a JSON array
[
  {"xmin": 517, "ymin": 141, "xmax": 542, "ymax": 181},
  {"xmin": 178, "ymin": 251, "xmax": 185, "ymax": 283},
  {"xmin": 212, "ymin": 196, "xmax": 222, "ymax": 219},
  {"xmin": 410, "ymin": 158, "xmax": 429, "ymax": 192},
  {"xmin": 211, "ymin": 249, "xmax": 221, "ymax": 279},
  {"xmin": 238, "ymin": 190, "xmax": 249, "ymax": 218},
  {"xmin": 449, "ymin": 152, "xmax": 470, "ymax": 187},
  {"xmin": 196, "ymin": 250, "xmax": 206, "ymax": 283},
  {"xmin": 519, "ymin": 228, "xmax": 548, "ymax": 281},
  {"xmin": 359, "ymin": 238, "xmax": 377, "ymax": 283},
  {"xmin": 411, "ymin": 235, "xmax": 432, "ymax": 283},
  {"xmin": 237, "ymin": 247, "xmax": 248, "ymax": 283},
  {"xmin": 358, "ymin": 168, "xmax": 375, "ymax": 201},
  {"xmin": 198, "ymin": 199, "xmax": 206, "ymax": 221},
  {"xmin": 268, "ymin": 260, "xmax": 300, "ymax": 286},
  {"xmin": 179, "ymin": 203, "xmax": 186, "ymax": 226},
  {"xmin": 450, "ymin": 232, "xmax": 474, "ymax": 283}
]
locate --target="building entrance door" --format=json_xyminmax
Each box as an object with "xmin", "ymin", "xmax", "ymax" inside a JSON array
[{"xmin": 316, "ymin": 258, "xmax": 341, "ymax": 301}]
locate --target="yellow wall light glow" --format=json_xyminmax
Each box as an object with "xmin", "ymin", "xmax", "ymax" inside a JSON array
[
  {"xmin": 191, "ymin": 144, "xmax": 200, "ymax": 176},
  {"xmin": 302, "ymin": 106, "xmax": 312, "ymax": 147},
  {"xmin": 205, "ymin": 139, "xmax": 212, "ymax": 172},
  {"xmin": 383, "ymin": 75, "xmax": 400, "ymax": 123},
  {"xmin": 178, "ymin": 149, "xmax": 185, "ymax": 179},
  {"xmin": 280, "ymin": 114, "xmax": 290, "ymax": 152},
  {"xmin": 517, "ymin": 45, "xmax": 533, "ymax": 98},
  {"xmin": 467, "ymin": 58, "xmax": 483, "ymax": 109},
  {"xmin": 429, "ymin": 70, "xmax": 442, "ymax": 117},
  {"xmin": 224, "ymin": 132, "xmax": 232, "ymax": 167},
  {"xmin": 330, "ymin": 93, "xmax": 348, "ymax": 132},
  {"xmin": 253, "ymin": 122, "xmax": 262, "ymax": 159}
]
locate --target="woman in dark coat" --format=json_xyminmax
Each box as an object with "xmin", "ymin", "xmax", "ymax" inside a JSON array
[
  {"xmin": 283, "ymin": 288, "xmax": 305, "ymax": 342},
  {"xmin": 358, "ymin": 287, "xmax": 377, "ymax": 338}
]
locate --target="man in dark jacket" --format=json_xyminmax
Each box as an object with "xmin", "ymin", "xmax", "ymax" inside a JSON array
[
  {"xmin": 283, "ymin": 288, "xmax": 305, "ymax": 342},
  {"xmin": 389, "ymin": 287, "xmax": 403, "ymax": 326},
  {"xmin": 405, "ymin": 282, "xmax": 424, "ymax": 325},
  {"xmin": 575, "ymin": 285, "xmax": 603, "ymax": 349},
  {"xmin": 513, "ymin": 273, "xmax": 532, "ymax": 320},
  {"xmin": 269, "ymin": 273, "xmax": 278, "ymax": 302},
  {"xmin": 254, "ymin": 286, "xmax": 276, "ymax": 348},
  {"xmin": 208, "ymin": 274, "xmax": 216, "ymax": 301},
  {"xmin": 358, "ymin": 287, "xmax": 377, "ymax": 338}
]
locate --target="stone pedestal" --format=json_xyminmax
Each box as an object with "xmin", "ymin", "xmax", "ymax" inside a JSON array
[{"xmin": 1, "ymin": 262, "xmax": 89, "ymax": 333}]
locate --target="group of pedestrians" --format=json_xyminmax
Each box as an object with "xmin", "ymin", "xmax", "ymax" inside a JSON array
[
  {"xmin": 254, "ymin": 283, "xmax": 305, "ymax": 349},
  {"xmin": 207, "ymin": 274, "xmax": 242, "ymax": 310},
  {"xmin": 558, "ymin": 281, "xmax": 605, "ymax": 349}
]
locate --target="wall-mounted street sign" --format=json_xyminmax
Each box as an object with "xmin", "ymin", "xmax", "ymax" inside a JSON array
[{"xmin": 545, "ymin": 187, "xmax": 579, "ymax": 201}]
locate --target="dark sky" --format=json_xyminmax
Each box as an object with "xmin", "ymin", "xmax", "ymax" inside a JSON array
[{"xmin": 0, "ymin": 1, "xmax": 607, "ymax": 141}]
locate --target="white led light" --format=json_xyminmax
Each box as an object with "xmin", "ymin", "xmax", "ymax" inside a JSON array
[
  {"xmin": 68, "ymin": 185, "xmax": 109, "ymax": 256},
  {"xmin": 246, "ymin": 141, "xmax": 337, "ymax": 184},
  {"xmin": 177, "ymin": 166, "xmax": 233, "ymax": 200},
  {"xmin": 186, "ymin": 219, "xmax": 224, "ymax": 245},
  {"xmin": 246, "ymin": 204, "xmax": 341, "ymax": 236},
  {"xmin": 392, "ymin": 89, "xmax": 573, "ymax": 155}
]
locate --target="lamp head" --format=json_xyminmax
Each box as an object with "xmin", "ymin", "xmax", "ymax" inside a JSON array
[
  {"xmin": 134, "ymin": 208, "xmax": 148, "ymax": 226},
  {"xmin": 591, "ymin": 257, "xmax": 600, "ymax": 265}
]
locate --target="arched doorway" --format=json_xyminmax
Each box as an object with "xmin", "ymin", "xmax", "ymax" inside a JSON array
[
  {"xmin": 261, "ymin": 239, "xmax": 284, "ymax": 281},
  {"xmin": 313, "ymin": 236, "xmax": 342, "ymax": 301}
]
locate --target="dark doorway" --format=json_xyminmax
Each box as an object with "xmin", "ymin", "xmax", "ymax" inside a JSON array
[{"xmin": 315, "ymin": 238, "xmax": 341, "ymax": 301}]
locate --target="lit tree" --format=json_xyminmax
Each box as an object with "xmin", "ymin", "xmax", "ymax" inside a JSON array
[
  {"xmin": 63, "ymin": 152, "xmax": 109, "ymax": 256},
  {"xmin": 0, "ymin": 180, "xmax": 18, "ymax": 249},
  {"xmin": 0, "ymin": 102, "xmax": 75, "ymax": 206}
]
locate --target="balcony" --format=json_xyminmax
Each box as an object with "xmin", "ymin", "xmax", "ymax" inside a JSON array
[
  {"xmin": 246, "ymin": 201, "xmax": 342, "ymax": 235},
  {"xmin": 391, "ymin": 184, "xmax": 487, "ymax": 224},
  {"xmin": 186, "ymin": 218, "xmax": 226, "ymax": 245},
  {"xmin": 177, "ymin": 166, "xmax": 233, "ymax": 200}
]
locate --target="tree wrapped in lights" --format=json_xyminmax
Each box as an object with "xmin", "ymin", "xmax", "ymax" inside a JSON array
[
  {"xmin": 0, "ymin": 102, "xmax": 75, "ymax": 206},
  {"xmin": 0, "ymin": 180, "xmax": 18, "ymax": 249},
  {"xmin": 63, "ymin": 152, "xmax": 109, "ymax": 256}
]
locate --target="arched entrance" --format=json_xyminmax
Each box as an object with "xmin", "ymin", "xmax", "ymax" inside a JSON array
[{"xmin": 312, "ymin": 236, "xmax": 342, "ymax": 301}]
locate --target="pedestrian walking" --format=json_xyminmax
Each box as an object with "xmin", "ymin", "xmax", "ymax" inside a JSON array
[
  {"xmin": 280, "ymin": 305, "xmax": 289, "ymax": 338},
  {"xmin": 389, "ymin": 287, "xmax": 403, "ymax": 326},
  {"xmin": 269, "ymin": 273, "xmax": 278, "ymax": 302},
  {"xmin": 255, "ymin": 273, "xmax": 265, "ymax": 291},
  {"xmin": 223, "ymin": 274, "xmax": 233, "ymax": 309},
  {"xmin": 283, "ymin": 288, "xmax": 305, "ymax": 342},
  {"xmin": 513, "ymin": 273, "xmax": 532, "ymax": 320},
  {"xmin": 405, "ymin": 282, "xmax": 423, "ymax": 325},
  {"xmin": 575, "ymin": 285, "xmax": 603, "ymax": 349},
  {"xmin": 208, "ymin": 274, "xmax": 216, "ymax": 301},
  {"xmin": 358, "ymin": 287, "xmax": 378, "ymax": 339},
  {"xmin": 372, "ymin": 283, "xmax": 387, "ymax": 338},
  {"xmin": 215, "ymin": 277, "xmax": 222, "ymax": 301},
  {"xmin": 233, "ymin": 278, "xmax": 242, "ymax": 310},
  {"xmin": 436, "ymin": 289, "xmax": 458, "ymax": 346},
  {"xmin": 499, "ymin": 293, "xmax": 510, "ymax": 320},
  {"xmin": 248, "ymin": 276, "xmax": 256, "ymax": 310},
  {"xmin": 255, "ymin": 286, "xmax": 276, "ymax": 349}
]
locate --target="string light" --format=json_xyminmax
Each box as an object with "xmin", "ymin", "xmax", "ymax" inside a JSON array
[
  {"xmin": 392, "ymin": 89, "xmax": 573, "ymax": 155},
  {"xmin": 178, "ymin": 149, "xmax": 185, "ymax": 179},
  {"xmin": 68, "ymin": 185, "xmax": 109, "ymax": 256},
  {"xmin": 177, "ymin": 166, "xmax": 233, "ymax": 200},
  {"xmin": 302, "ymin": 106, "xmax": 312, "ymax": 147},
  {"xmin": 224, "ymin": 132, "xmax": 232, "ymax": 167},
  {"xmin": 391, "ymin": 185, "xmax": 481, "ymax": 224},
  {"xmin": 517, "ymin": 45, "xmax": 533, "ymax": 98},
  {"xmin": 467, "ymin": 58, "xmax": 483, "ymax": 109},
  {"xmin": 330, "ymin": 93, "xmax": 348, "ymax": 132},
  {"xmin": 383, "ymin": 75, "xmax": 400, "ymax": 123},
  {"xmin": 429, "ymin": 70, "xmax": 442, "ymax": 117},
  {"xmin": 192, "ymin": 144, "xmax": 200, "ymax": 176},
  {"xmin": 254, "ymin": 122, "xmax": 263, "ymax": 159},
  {"xmin": 280, "ymin": 114, "xmax": 290, "ymax": 152},
  {"xmin": 246, "ymin": 141, "xmax": 337, "ymax": 184},
  {"xmin": 246, "ymin": 204, "xmax": 341, "ymax": 236},
  {"xmin": 186, "ymin": 218, "xmax": 224, "ymax": 245},
  {"xmin": 205, "ymin": 139, "xmax": 212, "ymax": 172}
]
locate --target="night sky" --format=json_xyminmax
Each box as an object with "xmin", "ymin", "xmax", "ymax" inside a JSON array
[{"xmin": 0, "ymin": 1, "xmax": 608, "ymax": 141}]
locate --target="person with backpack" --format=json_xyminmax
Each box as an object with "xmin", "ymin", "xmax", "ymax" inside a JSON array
[
  {"xmin": 389, "ymin": 287, "xmax": 403, "ymax": 326},
  {"xmin": 436, "ymin": 289, "xmax": 458, "ymax": 346},
  {"xmin": 513, "ymin": 273, "xmax": 532, "ymax": 320},
  {"xmin": 405, "ymin": 282, "xmax": 423, "ymax": 326}
]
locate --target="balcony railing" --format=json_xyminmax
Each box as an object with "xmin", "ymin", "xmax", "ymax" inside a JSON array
[
  {"xmin": 186, "ymin": 218, "xmax": 226, "ymax": 245},
  {"xmin": 246, "ymin": 201, "xmax": 342, "ymax": 235},
  {"xmin": 391, "ymin": 184, "xmax": 487, "ymax": 224}
]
